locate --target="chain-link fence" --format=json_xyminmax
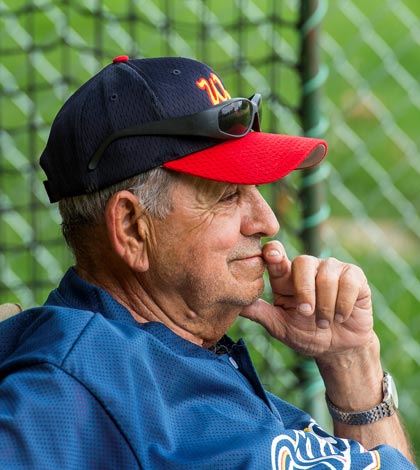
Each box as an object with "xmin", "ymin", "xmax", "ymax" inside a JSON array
[
  {"xmin": 1, "ymin": 0, "xmax": 420, "ymax": 457},
  {"xmin": 321, "ymin": 0, "xmax": 420, "ymax": 455}
]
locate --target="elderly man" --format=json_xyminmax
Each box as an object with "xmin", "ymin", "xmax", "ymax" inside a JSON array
[{"xmin": 0, "ymin": 56, "xmax": 416, "ymax": 469}]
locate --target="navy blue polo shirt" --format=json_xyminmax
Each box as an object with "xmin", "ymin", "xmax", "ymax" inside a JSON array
[{"xmin": 0, "ymin": 268, "xmax": 415, "ymax": 469}]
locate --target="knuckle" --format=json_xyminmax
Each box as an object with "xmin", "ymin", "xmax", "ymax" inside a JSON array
[
  {"xmin": 315, "ymin": 304, "xmax": 333, "ymax": 318},
  {"xmin": 316, "ymin": 269, "xmax": 336, "ymax": 285},
  {"xmin": 313, "ymin": 258, "xmax": 341, "ymax": 283},
  {"xmin": 293, "ymin": 254, "xmax": 316, "ymax": 266},
  {"xmin": 296, "ymin": 285, "xmax": 314, "ymax": 297},
  {"xmin": 291, "ymin": 255, "xmax": 318, "ymax": 279},
  {"xmin": 344, "ymin": 263, "xmax": 365, "ymax": 278},
  {"xmin": 320, "ymin": 257, "xmax": 341, "ymax": 272}
]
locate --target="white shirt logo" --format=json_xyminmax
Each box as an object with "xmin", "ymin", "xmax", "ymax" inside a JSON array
[{"xmin": 271, "ymin": 422, "xmax": 381, "ymax": 469}]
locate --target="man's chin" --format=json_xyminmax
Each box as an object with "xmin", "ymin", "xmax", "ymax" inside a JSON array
[
  {"xmin": 230, "ymin": 282, "xmax": 265, "ymax": 307},
  {"xmin": 248, "ymin": 288, "xmax": 265, "ymax": 306}
]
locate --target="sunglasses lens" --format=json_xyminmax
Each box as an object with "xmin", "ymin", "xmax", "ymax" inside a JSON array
[{"xmin": 218, "ymin": 100, "xmax": 252, "ymax": 136}]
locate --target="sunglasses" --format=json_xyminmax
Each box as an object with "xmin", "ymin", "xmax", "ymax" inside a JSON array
[{"xmin": 88, "ymin": 94, "xmax": 262, "ymax": 170}]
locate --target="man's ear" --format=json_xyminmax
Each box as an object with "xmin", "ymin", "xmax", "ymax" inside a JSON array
[{"xmin": 104, "ymin": 190, "xmax": 151, "ymax": 272}]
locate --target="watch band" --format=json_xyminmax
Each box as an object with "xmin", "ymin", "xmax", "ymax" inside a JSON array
[{"xmin": 325, "ymin": 372, "xmax": 398, "ymax": 425}]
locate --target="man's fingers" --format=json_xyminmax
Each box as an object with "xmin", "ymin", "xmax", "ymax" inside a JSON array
[
  {"xmin": 261, "ymin": 244, "xmax": 371, "ymax": 331},
  {"xmin": 263, "ymin": 241, "xmax": 290, "ymax": 276},
  {"xmin": 336, "ymin": 264, "xmax": 371, "ymax": 318},
  {"xmin": 262, "ymin": 241, "xmax": 294, "ymax": 294},
  {"xmin": 291, "ymin": 255, "xmax": 319, "ymax": 317},
  {"xmin": 292, "ymin": 256, "xmax": 370, "ymax": 329},
  {"xmin": 313, "ymin": 257, "xmax": 342, "ymax": 328},
  {"xmin": 240, "ymin": 298, "xmax": 271, "ymax": 323},
  {"xmin": 240, "ymin": 299, "xmax": 287, "ymax": 340}
]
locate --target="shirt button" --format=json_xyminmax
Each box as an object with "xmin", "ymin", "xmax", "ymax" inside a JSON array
[{"xmin": 229, "ymin": 356, "xmax": 239, "ymax": 369}]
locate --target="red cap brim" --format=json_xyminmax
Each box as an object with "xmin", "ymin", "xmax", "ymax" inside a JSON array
[{"xmin": 163, "ymin": 132, "xmax": 327, "ymax": 184}]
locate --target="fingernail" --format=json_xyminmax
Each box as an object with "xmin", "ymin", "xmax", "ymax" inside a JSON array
[
  {"xmin": 267, "ymin": 249, "xmax": 281, "ymax": 257},
  {"xmin": 298, "ymin": 303, "xmax": 312, "ymax": 314},
  {"xmin": 317, "ymin": 319, "xmax": 330, "ymax": 329},
  {"xmin": 335, "ymin": 314, "xmax": 344, "ymax": 323}
]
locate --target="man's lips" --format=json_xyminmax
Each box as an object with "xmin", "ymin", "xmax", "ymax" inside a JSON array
[
  {"xmin": 231, "ymin": 253, "xmax": 265, "ymax": 263},
  {"xmin": 227, "ymin": 243, "xmax": 264, "ymax": 264}
]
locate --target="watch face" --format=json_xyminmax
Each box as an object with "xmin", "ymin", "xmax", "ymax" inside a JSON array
[{"xmin": 384, "ymin": 373, "xmax": 399, "ymax": 409}]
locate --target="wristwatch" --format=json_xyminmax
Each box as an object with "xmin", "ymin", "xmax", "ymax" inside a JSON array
[{"xmin": 325, "ymin": 372, "xmax": 399, "ymax": 425}]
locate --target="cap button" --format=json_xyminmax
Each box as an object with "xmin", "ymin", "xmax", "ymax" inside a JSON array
[{"xmin": 113, "ymin": 55, "xmax": 129, "ymax": 63}]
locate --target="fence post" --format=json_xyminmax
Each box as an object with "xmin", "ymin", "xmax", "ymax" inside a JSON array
[{"xmin": 298, "ymin": 0, "xmax": 330, "ymax": 425}]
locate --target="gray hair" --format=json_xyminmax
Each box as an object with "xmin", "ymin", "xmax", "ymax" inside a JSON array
[{"xmin": 59, "ymin": 167, "xmax": 177, "ymax": 255}]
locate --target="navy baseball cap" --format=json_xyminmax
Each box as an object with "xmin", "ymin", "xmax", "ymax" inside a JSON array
[{"xmin": 40, "ymin": 56, "xmax": 328, "ymax": 202}]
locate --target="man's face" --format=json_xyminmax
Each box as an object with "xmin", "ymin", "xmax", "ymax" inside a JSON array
[{"xmin": 142, "ymin": 174, "xmax": 279, "ymax": 344}]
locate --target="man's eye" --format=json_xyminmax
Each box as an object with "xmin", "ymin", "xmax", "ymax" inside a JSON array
[{"xmin": 220, "ymin": 191, "xmax": 239, "ymax": 202}]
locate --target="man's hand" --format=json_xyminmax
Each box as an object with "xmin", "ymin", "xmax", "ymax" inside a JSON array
[
  {"xmin": 241, "ymin": 241, "xmax": 416, "ymax": 463},
  {"xmin": 241, "ymin": 240, "xmax": 375, "ymax": 358}
]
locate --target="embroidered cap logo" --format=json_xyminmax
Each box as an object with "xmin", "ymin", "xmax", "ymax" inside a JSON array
[{"xmin": 196, "ymin": 73, "xmax": 231, "ymax": 105}]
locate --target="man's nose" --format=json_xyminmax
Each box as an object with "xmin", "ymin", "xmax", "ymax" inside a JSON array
[{"xmin": 241, "ymin": 187, "xmax": 280, "ymax": 238}]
